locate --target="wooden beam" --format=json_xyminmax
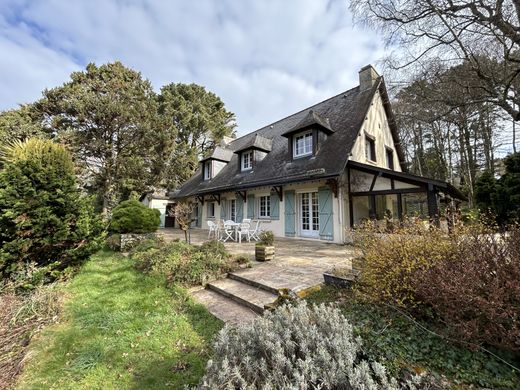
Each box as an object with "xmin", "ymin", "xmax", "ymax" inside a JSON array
[
  {"xmin": 209, "ymin": 194, "xmax": 221, "ymax": 205},
  {"xmin": 271, "ymin": 185, "xmax": 283, "ymax": 202},
  {"xmin": 235, "ymin": 190, "xmax": 247, "ymax": 202},
  {"xmin": 369, "ymin": 173, "xmax": 380, "ymax": 191},
  {"xmin": 325, "ymin": 178, "xmax": 339, "ymax": 198},
  {"xmin": 196, "ymin": 195, "xmax": 204, "ymax": 205},
  {"xmin": 350, "ymin": 187, "xmax": 425, "ymax": 197}
]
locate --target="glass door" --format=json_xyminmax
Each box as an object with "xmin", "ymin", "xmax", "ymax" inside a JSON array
[{"xmin": 300, "ymin": 192, "xmax": 319, "ymax": 238}]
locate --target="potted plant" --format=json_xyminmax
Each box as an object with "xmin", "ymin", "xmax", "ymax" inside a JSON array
[{"xmin": 255, "ymin": 231, "xmax": 275, "ymax": 261}]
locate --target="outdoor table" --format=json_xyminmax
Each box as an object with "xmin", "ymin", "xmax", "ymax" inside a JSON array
[{"xmin": 223, "ymin": 222, "xmax": 241, "ymax": 242}]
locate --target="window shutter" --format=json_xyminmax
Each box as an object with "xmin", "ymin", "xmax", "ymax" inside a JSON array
[
  {"xmin": 196, "ymin": 203, "xmax": 202, "ymax": 228},
  {"xmin": 236, "ymin": 198, "xmax": 244, "ymax": 222},
  {"xmin": 284, "ymin": 190, "xmax": 295, "ymax": 236},
  {"xmin": 318, "ymin": 187, "xmax": 334, "ymax": 241},
  {"xmin": 220, "ymin": 198, "xmax": 227, "ymax": 220},
  {"xmin": 247, "ymin": 194, "xmax": 255, "ymax": 218},
  {"xmin": 270, "ymin": 191, "xmax": 279, "ymax": 220}
]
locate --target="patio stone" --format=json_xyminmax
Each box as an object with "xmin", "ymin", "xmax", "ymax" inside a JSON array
[{"xmin": 159, "ymin": 228, "xmax": 358, "ymax": 324}]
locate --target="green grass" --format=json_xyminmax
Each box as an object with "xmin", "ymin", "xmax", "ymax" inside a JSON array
[
  {"xmin": 306, "ymin": 286, "xmax": 520, "ymax": 389},
  {"xmin": 16, "ymin": 250, "xmax": 223, "ymax": 390}
]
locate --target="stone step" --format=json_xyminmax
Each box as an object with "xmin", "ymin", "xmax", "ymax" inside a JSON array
[
  {"xmin": 207, "ymin": 278, "xmax": 279, "ymax": 314},
  {"xmin": 228, "ymin": 272, "xmax": 280, "ymax": 295},
  {"xmin": 191, "ymin": 288, "xmax": 258, "ymax": 326}
]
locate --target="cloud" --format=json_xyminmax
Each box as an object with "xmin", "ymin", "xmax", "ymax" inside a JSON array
[{"xmin": 0, "ymin": 0, "xmax": 385, "ymax": 135}]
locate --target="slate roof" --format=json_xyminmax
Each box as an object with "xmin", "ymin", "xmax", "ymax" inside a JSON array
[
  {"xmin": 235, "ymin": 134, "xmax": 273, "ymax": 153},
  {"xmin": 200, "ymin": 146, "xmax": 234, "ymax": 162},
  {"xmin": 175, "ymin": 78, "xmax": 402, "ymax": 198},
  {"xmin": 281, "ymin": 109, "xmax": 334, "ymax": 136}
]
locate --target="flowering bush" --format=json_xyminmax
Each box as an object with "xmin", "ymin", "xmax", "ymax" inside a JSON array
[
  {"xmin": 198, "ymin": 302, "xmax": 418, "ymax": 389},
  {"xmin": 354, "ymin": 221, "xmax": 457, "ymax": 308}
]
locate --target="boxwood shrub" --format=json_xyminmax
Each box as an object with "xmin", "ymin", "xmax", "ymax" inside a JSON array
[{"xmin": 110, "ymin": 199, "xmax": 160, "ymax": 234}]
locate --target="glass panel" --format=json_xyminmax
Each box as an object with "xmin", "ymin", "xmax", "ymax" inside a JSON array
[
  {"xmin": 312, "ymin": 192, "xmax": 319, "ymax": 231},
  {"xmin": 403, "ymin": 193, "xmax": 428, "ymax": 218}
]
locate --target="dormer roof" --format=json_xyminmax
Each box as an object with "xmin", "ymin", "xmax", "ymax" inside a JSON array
[
  {"xmin": 234, "ymin": 134, "xmax": 273, "ymax": 154},
  {"xmin": 281, "ymin": 109, "xmax": 334, "ymax": 137},
  {"xmin": 200, "ymin": 146, "xmax": 233, "ymax": 163}
]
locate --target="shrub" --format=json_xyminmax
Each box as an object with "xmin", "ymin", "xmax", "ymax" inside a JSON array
[
  {"xmin": 258, "ymin": 230, "xmax": 275, "ymax": 246},
  {"xmin": 110, "ymin": 199, "xmax": 160, "ymax": 234},
  {"xmin": 105, "ymin": 234, "xmax": 121, "ymax": 251},
  {"xmin": 198, "ymin": 302, "xmax": 417, "ymax": 389},
  {"xmin": 132, "ymin": 240, "xmax": 234, "ymax": 286},
  {"xmin": 0, "ymin": 139, "xmax": 105, "ymax": 289},
  {"xmin": 354, "ymin": 222, "xmax": 457, "ymax": 308},
  {"xmin": 414, "ymin": 224, "xmax": 520, "ymax": 352}
]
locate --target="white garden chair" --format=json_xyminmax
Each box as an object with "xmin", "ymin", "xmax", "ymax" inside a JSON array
[
  {"xmin": 207, "ymin": 220, "xmax": 218, "ymax": 239},
  {"xmin": 221, "ymin": 220, "xmax": 236, "ymax": 242},
  {"xmin": 237, "ymin": 222, "xmax": 251, "ymax": 243},
  {"xmin": 248, "ymin": 220, "xmax": 262, "ymax": 241}
]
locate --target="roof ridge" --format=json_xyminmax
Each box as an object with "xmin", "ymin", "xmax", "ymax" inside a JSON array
[{"xmin": 227, "ymin": 84, "xmax": 361, "ymax": 145}]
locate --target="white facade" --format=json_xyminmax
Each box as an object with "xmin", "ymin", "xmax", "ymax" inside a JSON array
[{"xmin": 141, "ymin": 197, "xmax": 172, "ymax": 228}]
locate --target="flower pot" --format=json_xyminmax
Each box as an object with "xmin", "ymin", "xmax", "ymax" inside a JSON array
[
  {"xmin": 323, "ymin": 272, "xmax": 354, "ymax": 288},
  {"xmin": 255, "ymin": 245, "xmax": 275, "ymax": 261}
]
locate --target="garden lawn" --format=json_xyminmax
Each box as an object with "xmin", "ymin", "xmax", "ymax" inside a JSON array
[
  {"xmin": 16, "ymin": 250, "xmax": 222, "ymax": 390},
  {"xmin": 306, "ymin": 286, "xmax": 520, "ymax": 389}
]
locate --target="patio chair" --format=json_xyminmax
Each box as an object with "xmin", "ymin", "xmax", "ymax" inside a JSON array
[
  {"xmin": 242, "ymin": 218, "xmax": 251, "ymax": 224},
  {"xmin": 207, "ymin": 220, "xmax": 218, "ymax": 239},
  {"xmin": 237, "ymin": 222, "xmax": 251, "ymax": 243},
  {"xmin": 221, "ymin": 220, "xmax": 236, "ymax": 242},
  {"xmin": 248, "ymin": 220, "xmax": 261, "ymax": 241}
]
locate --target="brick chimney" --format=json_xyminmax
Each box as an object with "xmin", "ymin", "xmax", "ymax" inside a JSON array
[{"xmin": 358, "ymin": 65, "xmax": 380, "ymax": 91}]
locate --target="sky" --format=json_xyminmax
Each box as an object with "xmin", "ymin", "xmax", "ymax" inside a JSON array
[{"xmin": 0, "ymin": 0, "xmax": 385, "ymax": 137}]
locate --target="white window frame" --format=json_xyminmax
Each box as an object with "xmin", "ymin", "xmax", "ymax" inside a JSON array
[
  {"xmin": 365, "ymin": 135, "xmax": 376, "ymax": 162},
  {"xmin": 241, "ymin": 150, "xmax": 253, "ymax": 171},
  {"xmin": 204, "ymin": 161, "xmax": 212, "ymax": 180},
  {"xmin": 258, "ymin": 195, "xmax": 271, "ymax": 218},
  {"xmin": 230, "ymin": 199, "xmax": 236, "ymax": 222},
  {"xmin": 293, "ymin": 131, "xmax": 313, "ymax": 158},
  {"xmin": 207, "ymin": 202, "xmax": 215, "ymax": 218}
]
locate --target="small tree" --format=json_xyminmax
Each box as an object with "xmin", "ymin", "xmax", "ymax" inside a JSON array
[
  {"xmin": 173, "ymin": 201, "xmax": 194, "ymax": 242},
  {"xmin": 0, "ymin": 139, "xmax": 104, "ymax": 288}
]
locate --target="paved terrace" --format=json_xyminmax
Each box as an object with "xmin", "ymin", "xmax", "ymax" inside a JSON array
[{"xmin": 158, "ymin": 228, "xmax": 357, "ymax": 294}]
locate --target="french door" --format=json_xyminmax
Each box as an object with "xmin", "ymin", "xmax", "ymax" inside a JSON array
[{"xmin": 300, "ymin": 192, "xmax": 319, "ymax": 238}]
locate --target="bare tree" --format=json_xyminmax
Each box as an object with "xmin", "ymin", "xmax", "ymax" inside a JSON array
[{"xmin": 350, "ymin": 0, "xmax": 520, "ymax": 121}]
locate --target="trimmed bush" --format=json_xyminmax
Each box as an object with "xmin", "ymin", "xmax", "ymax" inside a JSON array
[
  {"xmin": 198, "ymin": 302, "xmax": 416, "ymax": 389},
  {"xmin": 110, "ymin": 199, "xmax": 160, "ymax": 234},
  {"xmin": 0, "ymin": 139, "xmax": 105, "ymax": 289},
  {"xmin": 257, "ymin": 230, "xmax": 275, "ymax": 246}
]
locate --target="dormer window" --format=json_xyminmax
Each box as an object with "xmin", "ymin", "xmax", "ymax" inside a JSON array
[
  {"xmin": 241, "ymin": 150, "xmax": 253, "ymax": 171},
  {"xmin": 293, "ymin": 131, "xmax": 313, "ymax": 158},
  {"xmin": 203, "ymin": 161, "xmax": 212, "ymax": 180}
]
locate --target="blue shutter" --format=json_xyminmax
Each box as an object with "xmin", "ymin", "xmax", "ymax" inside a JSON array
[
  {"xmin": 247, "ymin": 194, "xmax": 255, "ymax": 218},
  {"xmin": 236, "ymin": 198, "xmax": 244, "ymax": 222},
  {"xmin": 318, "ymin": 187, "xmax": 334, "ymax": 241},
  {"xmin": 197, "ymin": 203, "xmax": 202, "ymax": 228},
  {"xmin": 220, "ymin": 198, "xmax": 227, "ymax": 220},
  {"xmin": 284, "ymin": 190, "xmax": 295, "ymax": 237},
  {"xmin": 270, "ymin": 191, "xmax": 279, "ymax": 220}
]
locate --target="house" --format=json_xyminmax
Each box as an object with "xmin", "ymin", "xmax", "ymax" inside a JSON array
[
  {"xmin": 139, "ymin": 190, "xmax": 176, "ymax": 228},
  {"xmin": 173, "ymin": 65, "xmax": 464, "ymax": 243}
]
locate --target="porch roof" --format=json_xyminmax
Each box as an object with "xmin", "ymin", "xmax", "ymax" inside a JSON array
[{"xmin": 347, "ymin": 161, "xmax": 467, "ymax": 200}]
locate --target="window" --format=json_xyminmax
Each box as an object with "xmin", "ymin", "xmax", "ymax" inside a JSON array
[
  {"xmin": 365, "ymin": 135, "xmax": 376, "ymax": 161},
  {"xmin": 241, "ymin": 150, "xmax": 253, "ymax": 171},
  {"xmin": 207, "ymin": 202, "xmax": 215, "ymax": 218},
  {"xmin": 293, "ymin": 131, "xmax": 313, "ymax": 158},
  {"xmin": 259, "ymin": 195, "xmax": 271, "ymax": 218},
  {"xmin": 230, "ymin": 199, "xmax": 236, "ymax": 221},
  {"xmin": 204, "ymin": 161, "xmax": 212, "ymax": 180},
  {"xmin": 386, "ymin": 148, "xmax": 394, "ymax": 170}
]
